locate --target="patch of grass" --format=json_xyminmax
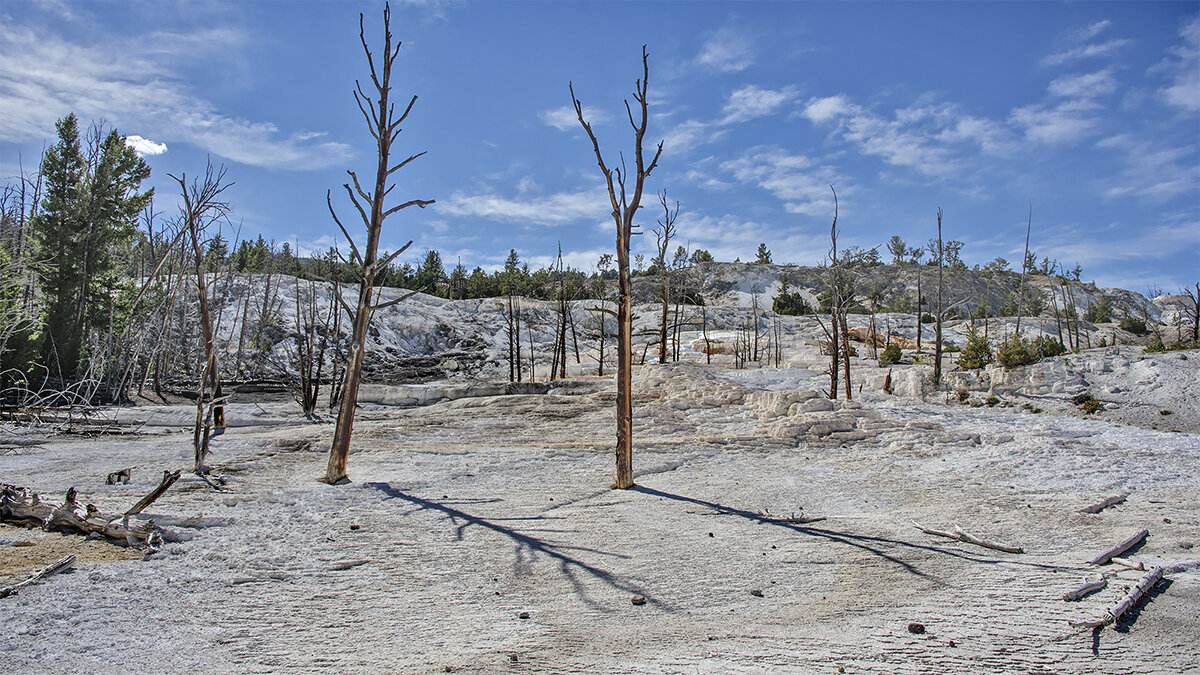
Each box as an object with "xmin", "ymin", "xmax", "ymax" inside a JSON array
[{"xmin": 1072, "ymin": 392, "xmax": 1105, "ymax": 414}]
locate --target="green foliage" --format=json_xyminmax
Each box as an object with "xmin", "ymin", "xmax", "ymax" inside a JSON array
[
  {"xmin": 956, "ymin": 325, "xmax": 993, "ymax": 369},
  {"xmin": 772, "ymin": 277, "xmax": 811, "ymax": 316},
  {"xmin": 31, "ymin": 114, "xmax": 152, "ymax": 378},
  {"xmin": 1084, "ymin": 295, "xmax": 1113, "ymax": 323},
  {"xmin": 1119, "ymin": 317, "xmax": 1147, "ymax": 335},
  {"xmin": 879, "ymin": 342, "xmax": 901, "ymax": 365},
  {"xmin": 1071, "ymin": 393, "xmax": 1104, "ymax": 414},
  {"xmin": 996, "ymin": 334, "xmax": 1067, "ymax": 368},
  {"xmin": 754, "ymin": 243, "xmax": 772, "ymax": 264}
]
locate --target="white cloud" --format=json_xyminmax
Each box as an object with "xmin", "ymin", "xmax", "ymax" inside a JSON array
[
  {"xmin": 720, "ymin": 85, "xmax": 798, "ymax": 124},
  {"xmin": 125, "ymin": 134, "xmax": 167, "ymax": 156},
  {"xmin": 1156, "ymin": 15, "xmax": 1200, "ymax": 111},
  {"xmin": 0, "ymin": 23, "xmax": 352, "ymax": 170},
  {"xmin": 540, "ymin": 104, "xmax": 610, "ymax": 131},
  {"xmin": 1009, "ymin": 99, "xmax": 1102, "ymax": 144},
  {"xmin": 721, "ymin": 146, "xmax": 845, "ymax": 216},
  {"xmin": 1047, "ymin": 69, "xmax": 1117, "ymax": 99},
  {"xmin": 1041, "ymin": 39, "xmax": 1132, "ymax": 67},
  {"xmin": 802, "ymin": 95, "xmax": 854, "ymax": 123},
  {"xmin": 696, "ymin": 26, "xmax": 755, "ymax": 73},
  {"xmin": 438, "ymin": 187, "xmax": 610, "ymax": 226}
]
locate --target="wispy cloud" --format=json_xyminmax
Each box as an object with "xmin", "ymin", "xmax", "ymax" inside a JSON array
[
  {"xmin": 720, "ymin": 146, "xmax": 846, "ymax": 216},
  {"xmin": 720, "ymin": 85, "xmax": 798, "ymax": 124},
  {"xmin": 0, "ymin": 22, "xmax": 351, "ymax": 170},
  {"xmin": 540, "ymin": 104, "xmax": 610, "ymax": 131},
  {"xmin": 1041, "ymin": 39, "xmax": 1132, "ymax": 68},
  {"xmin": 438, "ymin": 187, "xmax": 610, "ymax": 226},
  {"xmin": 1155, "ymin": 15, "xmax": 1200, "ymax": 111},
  {"xmin": 696, "ymin": 26, "xmax": 755, "ymax": 73}
]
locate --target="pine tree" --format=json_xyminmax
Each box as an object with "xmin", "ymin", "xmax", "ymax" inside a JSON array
[{"xmin": 31, "ymin": 114, "xmax": 152, "ymax": 379}]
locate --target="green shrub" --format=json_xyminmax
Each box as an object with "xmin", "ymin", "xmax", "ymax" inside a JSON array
[
  {"xmin": 996, "ymin": 335, "xmax": 1039, "ymax": 367},
  {"xmin": 1119, "ymin": 317, "xmax": 1147, "ymax": 335},
  {"xmin": 956, "ymin": 325, "xmax": 994, "ymax": 369},
  {"xmin": 879, "ymin": 342, "xmax": 902, "ymax": 365}
]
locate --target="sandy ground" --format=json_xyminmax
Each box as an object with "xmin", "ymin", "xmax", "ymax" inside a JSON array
[{"xmin": 1, "ymin": 358, "xmax": 1199, "ymax": 674}]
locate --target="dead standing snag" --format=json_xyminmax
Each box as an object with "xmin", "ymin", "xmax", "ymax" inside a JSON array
[
  {"xmin": 570, "ymin": 45, "xmax": 664, "ymax": 490},
  {"xmin": 324, "ymin": 5, "xmax": 434, "ymax": 484}
]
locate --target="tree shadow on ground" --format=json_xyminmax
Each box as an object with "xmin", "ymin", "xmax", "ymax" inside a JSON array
[
  {"xmin": 364, "ymin": 481, "xmax": 662, "ymax": 609},
  {"xmin": 633, "ymin": 485, "xmax": 1082, "ymax": 580}
]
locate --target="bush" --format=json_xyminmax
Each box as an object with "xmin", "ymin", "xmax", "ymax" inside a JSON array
[
  {"xmin": 956, "ymin": 326, "xmax": 994, "ymax": 369},
  {"xmin": 879, "ymin": 342, "xmax": 901, "ymax": 365},
  {"xmin": 996, "ymin": 335, "xmax": 1039, "ymax": 368},
  {"xmin": 1119, "ymin": 317, "xmax": 1147, "ymax": 335}
]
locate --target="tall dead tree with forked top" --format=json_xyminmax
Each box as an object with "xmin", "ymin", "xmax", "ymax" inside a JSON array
[
  {"xmin": 571, "ymin": 45, "xmax": 663, "ymax": 490},
  {"xmin": 323, "ymin": 6, "xmax": 434, "ymax": 484}
]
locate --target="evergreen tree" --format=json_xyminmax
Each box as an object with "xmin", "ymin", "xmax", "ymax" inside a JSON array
[{"xmin": 31, "ymin": 114, "xmax": 152, "ymax": 378}]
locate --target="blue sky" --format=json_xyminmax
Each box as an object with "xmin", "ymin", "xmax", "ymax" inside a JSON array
[{"xmin": 1, "ymin": 0, "xmax": 1197, "ymax": 292}]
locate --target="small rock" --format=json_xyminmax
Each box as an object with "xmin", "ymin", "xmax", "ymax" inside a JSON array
[
  {"xmin": 518, "ymin": 611, "xmax": 529, "ymax": 619},
  {"xmin": 907, "ymin": 622, "xmax": 926, "ymax": 634},
  {"xmin": 631, "ymin": 595, "xmax": 646, "ymax": 606},
  {"xmin": 749, "ymin": 589, "xmax": 763, "ymax": 597}
]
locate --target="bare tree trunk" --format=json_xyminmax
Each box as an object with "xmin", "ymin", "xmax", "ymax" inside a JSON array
[
  {"xmin": 571, "ymin": 46, "xmax": 663, "ymax": 490},
  {"xmin": 324, "ymin": 7, "xmax": 434, "ymax": 484},
  {"xmin": 933, "ymin": 207, "xmax": 944, "ymax": 388},
  {"xmin": 1016, "ymin": 204, "xmax": 1031, "ymax": 337}
]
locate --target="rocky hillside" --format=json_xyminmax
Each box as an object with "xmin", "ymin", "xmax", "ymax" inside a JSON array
[{"xmin": 633, "ymin": 262, "xmax": 1166, "ymax": 322}]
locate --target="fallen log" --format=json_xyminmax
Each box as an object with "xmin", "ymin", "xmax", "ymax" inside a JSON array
[
  {"xmin": 913, "ymin": 521, "xmax": 1024, "ymax": 554},
  {"xmin": 1080, "ymin": 493, "xmax": 1128, "ymax": 514},
  {"xmin": 0, "ymin": 554, "xmax": 76, "ymax": 599},
  {"xmin": 125, "ymin": 470, "xmax": 182, "ymax": 516},
  {"xmin": 1089, "ymin": 528, "xmax": 1148, "ymax": 565},
  {"xmin": 1062, "ymin": 575, "xmax": 1107, "ymax": 601},
  {"xmin": 1071, "ymin": 566, "xmax": 1164, "ymax": 629},
  {"xmin": 1, "ymin": 482, "xmax": 168, "ymax": 551}
]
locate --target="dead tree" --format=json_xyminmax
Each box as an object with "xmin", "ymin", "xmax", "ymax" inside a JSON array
[
  {"xmin": 814, "ymin": 186, "xmax": 846, "ymax": 399},
  {"xmin": 323, "ymin": 7, "xmax": 434, "ymax": 484},
  {"xmin": 571, "ymin": 45, "xmax": 663, "ymax": 490},
  {"xmin": 1015, "ymin": 203, "xmax": 1032, "ymax": 337},
  {"xmin": 169, "ymin": 163, "xmax": 233, "ymax": 471},
  {"xmin": 933, "ymin": 207, "xmax": 945, "ymax": 387},
  {"xmin": 652, "ymin": 191, "xmax": 678, "ymax": 364}
]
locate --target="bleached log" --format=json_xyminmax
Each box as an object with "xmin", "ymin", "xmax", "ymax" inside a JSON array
[
  {"xmin": 1062, "ymin": 575, "xmax": 1107, "ymax": 601},
  {"xmin": 124, "ymin": 470, "xmax": 182, "ymax": 516},
  {"xmin": 1110, "ymin": 556, "xmax": 1145, "ymax": 571},
  {"xmin": 912, "ymin": 521, "xmax": 1024, "ymax": 554},
  {"xmin": 1080, "ymin": 493, "xmax": 1128, "ymax": 514},
  {"xmin": 0, "ymin": 554, "xmax": 76, "ymax": 599},
  {"xmin": 1089, "ymin": 529, "xmax": 1148, "ymax": 565},
  {"xmin": 0, "ymin": 483, "xmax": 165, "ymax": 550},
  {"xmin": 1071, "ymin": 566, "xmax": 1164, "ymax": 629}
]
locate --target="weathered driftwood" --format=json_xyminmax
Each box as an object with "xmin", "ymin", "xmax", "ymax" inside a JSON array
[
  {"xmin": 1111, "ymin": 556, "xmax": 1145, "ymax": 571},
  {"xmin": 0, "ymin": 478, "xmax": 174, "ymax": 550},
  {"xmin": 1071, "ymin": 566, "xmax": 1164, "ymax": 629},
  {"xmin": 0, "ymin": 554, "xmax": 76, "ymax": 599},
  {"xmin": 913, "ymin": 521, "xmax": 1024, "ymax": 554},
  {"xmin": 1062, "ymin": 575, "xmax": 1107, "ymax": 601},
  {"xmin": 125, "ymin": 470, "xmax": 181, "ymax": 516},
  {"xmin": 1089, "ymin": 528, "xmax": 1148, "ymax": 565},
  {"xmin": 1080, "ymin": 493, "xmax": 1128, "ymax": 514}
]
